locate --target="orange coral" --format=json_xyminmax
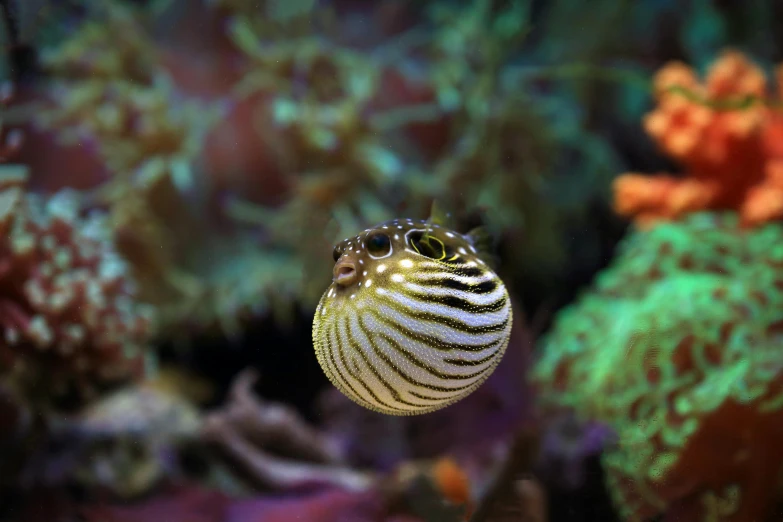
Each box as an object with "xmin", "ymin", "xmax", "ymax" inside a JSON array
[
  {"xmin": 430, "ymin": 457, "xmax": 473, "ymax": 517},
  {"xmin": 614, "ymin": 49, "xmax": 783, "ymax": 227}
]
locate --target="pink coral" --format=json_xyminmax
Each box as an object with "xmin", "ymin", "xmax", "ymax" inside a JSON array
[{"xmin": 0, "ymin": 169, "xmax": 155, "ymax": 407}]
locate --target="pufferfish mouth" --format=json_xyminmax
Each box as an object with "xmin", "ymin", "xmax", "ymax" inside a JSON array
[{"xmin": 333, "ymin": 256, "xmax": 358, "ymax": 286}]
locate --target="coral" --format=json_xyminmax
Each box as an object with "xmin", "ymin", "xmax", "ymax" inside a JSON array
[
  {"xmin": 10, "ymin": 382, "xmax": 202, "ymax": 498},
  {"xmin": 41, "ymin": 61, "xmax": 220, "ymax": 198},
  {"xmin": 22, "ymin": 0, "xmax": 620, "ymax": 341},
  {"xmin": 104, "ymin": 167, "xmax": 220, "ymax": 337},
  {"xmin": 37, "ymin": 1, "xmax": 157, "ymax": 87},
  {"xmin": 531, "ymin": 212, "xmax": 783, "ymax": 522},
  {"xmin": 0, "ymin": 169, "xmax": 155, "ymax": 408},
  {"xmin": 221, "ymin": 6, "xmax": 430, "ymax": 246},
  {"xmin": 89, "ymin": 80, "xmax": 220, "ymax": 192},
  {"xmin": 36, "ymin": 0, "xmax": 222, "ymax": 188},
  {"xmin": 104, "ymin": 159, "xmax": 304, "ymax": 339},
  {"xmin": 425, "ymin": 0, "xmax": 528, "ymax": 113},
  {"xmin": 67, "ymin": 385, "xmax": 202, "ymax": 498},
  {"xmin": 36, "ymin": 2, "xmax": 166, "ymax": 166},
  {"xmin": 201, "ymin": 370, "xmax": 373, "ymax": 492},
  {"xmin": 220, "ymin": 0, "xmax": 564, "ymax": 313},
  {"xmin": 215, "ymin": 3, "xmax": 437, "ymax": 309},
  {"xmin": 613, "ymin": 49, "xmax": 783, "ymax": 227},
  {"xmin": 32, "ymin": 1, "xmax": 237, "ymax": 340},
  {"xmin": 20, "ymin": 0, "xmax": 589, "ymax": 339}
]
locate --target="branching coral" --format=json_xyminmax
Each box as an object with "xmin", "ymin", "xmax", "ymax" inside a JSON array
[
  {"xmin": 0, "ymin": 169, "xmax": 155, "ymax": 408},
  {"xmin": 36, "ymin": 1, "xmax": 159, "ymax": 151},
  {"xmin": 38, "ymin": 3, "xmax": 221, "ymax": 195},
  {"xmin": 425, "ymin": 0, "xmax": 529, "ymax": 113},
  {"xmin": 614, "ymin": 49, "xmax": 783, "ymax": 228},
  {"xmin": 218, "ymin": 0, "xmax": 565, "ymax": 311},
  {"xmin": 32, "ymin": 0, "xmax": 238, "ymax": 340},
  {"xmin": 26, "ymin": 0, "xmax": 603, "ymax": 340},
  {"xmin": 202, "ymin": 370, "xmax": 373, "ymax": 492},
  {"xmin": 216, "ymin": 2, "xmax": 440, "ymax": 306},
  {"xmin": 531, "ymin": 212, "xmax": 783, "ymax": 522},
  {"xmin": 201, "ymin": 370, "xmax": 479, "ymax": 521},
  {"xmin": 37, "ymin": 1, "xmax": 157, "ymax": 86}
]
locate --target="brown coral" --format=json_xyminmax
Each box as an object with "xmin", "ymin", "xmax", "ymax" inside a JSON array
[{"xmin": 0, "ymin": 169, "xmax": 155, "ymax": 408}]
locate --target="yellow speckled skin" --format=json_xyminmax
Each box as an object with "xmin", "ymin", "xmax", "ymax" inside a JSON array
[{"xmin": 313, "ymin": 218, "xmax": 512, "ymax": 415}]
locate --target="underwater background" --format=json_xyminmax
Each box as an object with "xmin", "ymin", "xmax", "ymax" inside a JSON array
[{"xmin": 1, "ymin": 0, "xmax": 783, "ymax": 520}]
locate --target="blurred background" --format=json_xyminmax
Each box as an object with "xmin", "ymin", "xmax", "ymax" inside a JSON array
[{"xmin": 1, "ymin": 0, "xmax": 783, "ymax": 520}]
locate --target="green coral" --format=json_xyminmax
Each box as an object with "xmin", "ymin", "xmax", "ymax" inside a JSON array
[{"xmin": 531, "ymin": 212, "xmax": 783, "ymax": 520}]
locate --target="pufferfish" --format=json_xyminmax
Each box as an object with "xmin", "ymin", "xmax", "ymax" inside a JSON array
[{"xmin": 312, "ymin": 218, "xmax": 512, "ymax": 416}]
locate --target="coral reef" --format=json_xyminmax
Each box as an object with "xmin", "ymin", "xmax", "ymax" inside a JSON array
[
  {"xmin": 31, "ymin": 0, "xmax": 235, "ymax": 339},
  {"xmin": 219, "ymin": 0, "xmax": 568, "ymax": 310},
  {"xmin": 532, "ymin": 212, "xmax": 783, "ymax": 522},
  {"xmin": 0, "ymin": 169, "xmax": 155, "ymax": 409},
  {"xmin": 613, "ymin": 50, "xmax": 783, "ymax": 228},
  {"xmin": 34, "ymin": 1, "xmax": 216, "ymax": 192},
  {"xmin": 37, "ymin": 368, "xmax": 484, "ymax": 522},
  {"xmin": 20, "ymin": 0, "xmax": 620, "ymax": 342},
  {"xmin": 14, "ymin": 1, "xmax": 783, "ymax": 521},
  {"xmin": 36, "ymin": 0, "xmax": 220, "ymax": 181}
]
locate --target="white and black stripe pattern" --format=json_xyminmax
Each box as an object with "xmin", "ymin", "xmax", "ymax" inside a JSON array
[{"xmin": 313, "ymin": 221, "xmax": 512, "ymax": 416}]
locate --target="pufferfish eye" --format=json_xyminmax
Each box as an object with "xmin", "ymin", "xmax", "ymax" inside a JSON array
[
  {"xmin": 332, "ymin": 246, "xmax": 341, "ymax": 261},
  {"xmin": 366, "ymin": 232, "xmax": 391, "ymax": 257},
  {"xmin": 408, "ymin": 230, "xmax": 447, "ymax": 260}
]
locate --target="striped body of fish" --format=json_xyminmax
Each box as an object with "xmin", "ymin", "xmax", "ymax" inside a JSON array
[{"xmin": 312, "ymin": 218, "xmax": 512, "ymax": 415}]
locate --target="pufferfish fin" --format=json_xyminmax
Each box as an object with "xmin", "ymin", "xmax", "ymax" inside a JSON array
[
  {"xmin": 427, "ymin": 199, "xmax": 456, "ymax": 229},
  {"xmin": 465, "ymin": 225, "xmax": 499, "ymax": 269}
]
